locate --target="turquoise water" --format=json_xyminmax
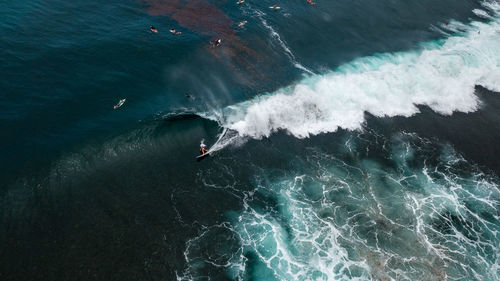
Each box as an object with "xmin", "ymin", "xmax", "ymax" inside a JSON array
[
  {"xmin": 179, "ymin": 130, "xmax": 500, "ymax": 280},
  {"xmin": 1, "ymin": 0, "xmax": 500, "ymax": 280}
]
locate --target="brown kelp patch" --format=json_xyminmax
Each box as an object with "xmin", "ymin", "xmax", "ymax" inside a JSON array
[{"xmin": 142, "ymin": 0, "xmax": 279, "ymax": 88}]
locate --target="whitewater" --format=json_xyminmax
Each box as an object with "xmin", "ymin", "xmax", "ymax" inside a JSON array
[
  {"xmin": 179, "ymin": 129, "xmax": 500, "ymax": 280},
  {"xmin": 214, "ymin": 1, "xmax": 500, "ymax": 140},
  {"xmin": 171, "ymin": 4, "xmax": 500, "ymax": 280}
]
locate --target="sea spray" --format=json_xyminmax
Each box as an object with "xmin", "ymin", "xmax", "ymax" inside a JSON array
[{"xmin": 214, "ymin": 5, "xmax": 500, "ymax": 140}]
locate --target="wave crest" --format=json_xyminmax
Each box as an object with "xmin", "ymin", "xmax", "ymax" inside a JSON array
[{"xmin": 216, "ymin": 6, "xmax": 500, "ymax": 139}]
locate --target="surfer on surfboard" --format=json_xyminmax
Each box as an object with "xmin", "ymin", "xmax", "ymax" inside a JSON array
[
  {"xmin": 210, "ymin": 39, "xmax": 222, "ymax": 47},
  {"xmin": 113, "ymin": 98, "xmax": 126, "ymax": 109},
  {"xmin": 196, "ymin": 128, "xmax": 228, "ymax": 160},
  {"xmin": 150, "ymin": 25, "xmax": 158, "ymax": 33},
  {"xmin": 200, "ymin": 141, "xmax": 208, "ymax": 155}
]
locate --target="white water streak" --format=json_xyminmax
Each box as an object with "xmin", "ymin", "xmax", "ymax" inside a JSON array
[{"xmin": 210, "ymin": 2, "xmax": 500, "ymax": 143}]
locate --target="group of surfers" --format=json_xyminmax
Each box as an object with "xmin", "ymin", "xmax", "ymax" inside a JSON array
[
  {"xmin": 149, "ymin": 25, "xmax": 222, "ymax": 47},
  {"xmin": 148, "ymin": 0, "xmax": 316, "ymax": 37},
  {"xmin": 116, "ymin": 1, "xmax": 318, "ymax": 155},
  {"xmin": 149, "ymin": 25, "xmax": 181, "ymax": 35}
]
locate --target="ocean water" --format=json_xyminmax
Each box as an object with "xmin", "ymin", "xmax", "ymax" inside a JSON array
[{"xmin": 1, "ymin": 0, "xmax": 500, "ymax": 280}]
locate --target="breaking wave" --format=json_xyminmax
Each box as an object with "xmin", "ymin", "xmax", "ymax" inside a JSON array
[
  {"xmin": 178, "ymin": 131, "xmax": 500, "ymax": 280},
  {"xmin": 216, "ymin": 1, "xmax": 500, "ymax": 139}
]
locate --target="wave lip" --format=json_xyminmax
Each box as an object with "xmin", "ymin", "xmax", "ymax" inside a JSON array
[{"xmin": 218, "ymin": 7, "xmax": 500, "ymax": 139}]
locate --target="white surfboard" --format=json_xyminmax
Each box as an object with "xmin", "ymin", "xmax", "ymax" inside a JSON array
[{"xmin": 196, "ymin": 152, "xmax": 210, "ymax": 160}]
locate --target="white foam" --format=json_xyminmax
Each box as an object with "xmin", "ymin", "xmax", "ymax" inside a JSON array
[
  {"xmin": 228, "ymin": 135, "xmax": 500, "ymax": 280},
  {"xmin": 176, "ymin": 127, "xmax": 500, "ymax": 280},
  {"xmin": 216, "ymin": 10, "xmax": 500, "ymax": 139},
  {"xmin": 473, "ymin": 8, "xmax": 493, "ymax": 19},
  {"xmin": 251, "ymin": 8, "xmax": 314, "ymax": 75},
  {"xmin": 231, "ymin": 176, "xmax": 372, "ymax": 281}
]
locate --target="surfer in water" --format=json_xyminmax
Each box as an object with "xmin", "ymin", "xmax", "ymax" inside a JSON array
[
  {"xmin": 200, "ymin": 142, "xmax": 207, "ymax": 155},
  {"xmin": 150, "ymin": 25, "xmax": 158, "ymax": 33},
  {"xmin": 170, "ymin": 29, "xmax": 182, "ymax": 35},
  {"xmin": 307, "ymin": 0, "xmax": 316, "ymax": 5},
  {"xmin": 113, "ymin": 98, "xmax": 126, "ymax": 109}
]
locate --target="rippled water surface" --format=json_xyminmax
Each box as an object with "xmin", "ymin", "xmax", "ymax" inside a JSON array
[{"xmin": 1, "ymin": 0, "xmax": 500, "ymax": 280}]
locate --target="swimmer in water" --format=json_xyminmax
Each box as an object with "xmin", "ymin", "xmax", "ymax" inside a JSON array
[
  {"xmin": 211, "ymin": 39, "xmax": 222, "ymax": 47},
  {"xmin": 237, "ymin": 20, "xmax": 247, "ymax": 27}
]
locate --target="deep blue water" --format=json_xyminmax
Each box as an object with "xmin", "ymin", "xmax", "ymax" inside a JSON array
[{"xmin": 1, "ymin": 0, "xmax": 500, "ymax": 280}]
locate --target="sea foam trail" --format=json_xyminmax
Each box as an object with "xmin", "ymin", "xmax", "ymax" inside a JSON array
[
  {"xmin": 216, "ymin": 2, "xmax": 500, "ymax": 139},
  {"xmin": 179, "ymin": 132, "xmax": 500, "ymax": 280},
  {"xmin": 250, "ymin": 8, "xmax": 314, "ymax": 75}
]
